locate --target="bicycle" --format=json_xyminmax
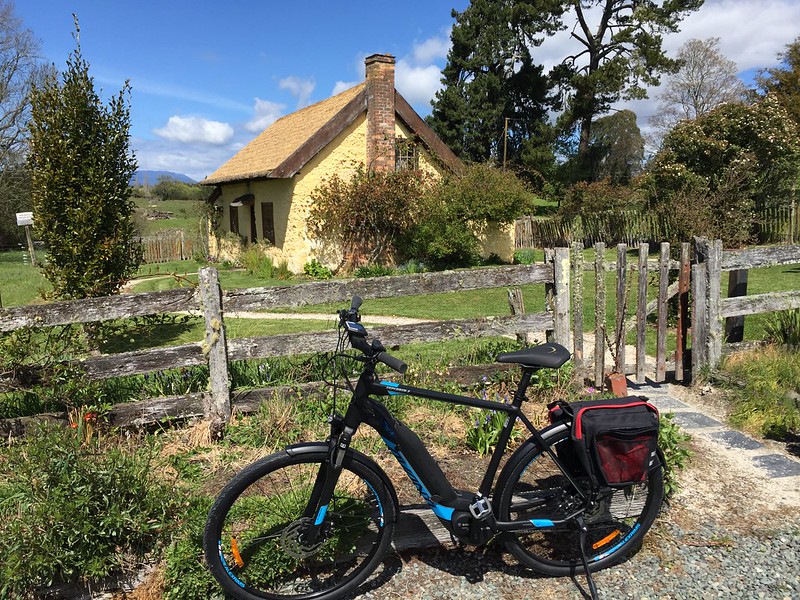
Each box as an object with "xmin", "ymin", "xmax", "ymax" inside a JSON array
[{"xmin": 203, "ymin": 297, "xmax": 664, "ymax": 600}]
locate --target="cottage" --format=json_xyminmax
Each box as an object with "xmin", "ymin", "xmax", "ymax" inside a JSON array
[{"xmin": 202, "ymin": 53, "xmax": 463, "ymax": 272}]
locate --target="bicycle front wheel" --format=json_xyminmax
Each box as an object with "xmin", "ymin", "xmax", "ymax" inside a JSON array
[
  {"xmin": 495, "ymin": 423, "xmax": 663, "ymax": 576},
  {"xmin": 203, "ymin": 446, "xmax": 396, "ymax": 600}
]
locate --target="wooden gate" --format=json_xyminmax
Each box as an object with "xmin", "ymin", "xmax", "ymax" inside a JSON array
[{"xmin": 567, "ymin": 241, "xmax": 691, "ymax": 387}]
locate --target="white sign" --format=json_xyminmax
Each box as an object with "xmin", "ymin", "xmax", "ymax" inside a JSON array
[{"xmin": 16, "ymin": 211, "xmax": 33, "ymax": 226}]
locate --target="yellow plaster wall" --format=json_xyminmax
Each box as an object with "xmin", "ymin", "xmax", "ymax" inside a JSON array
[
  {"xmin": 476, "ymin": 221, "xmax": 516, "ymax": 263},
  {"xmin": 212, "ymin": 115, "xmax": 456, "ymax": 272}
]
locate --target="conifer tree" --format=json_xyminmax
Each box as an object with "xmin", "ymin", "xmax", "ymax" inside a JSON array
[{"xmin": 29, "ymin": 19, "xmax": 140, "ymax": 299}]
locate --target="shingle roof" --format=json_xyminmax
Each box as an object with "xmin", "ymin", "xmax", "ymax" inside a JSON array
[{"xmin": 202, "ymin": 83, "xmax": 366, "ymax": 185}]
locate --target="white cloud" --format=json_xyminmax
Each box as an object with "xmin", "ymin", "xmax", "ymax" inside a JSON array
[
  {"xmin": 332, "ymin": 80, "xmax": 359, "ymax": 96},
  {"xmin": 245, "ymin": 98, "xmax": 285, "ymax": 133},
  {"xmin": 279, "ymin": 76, "xmax": 315, "ymax": 108},
  {"xmin": 412, "ymin": 33, "xmax": 450, "ymax": 64},
  {"xmin": 153, "ymin": 116, "xmax": 234, "ymax": 145},
  {"xmin": 134, "ymin": 137, "xmax": 240, "ymax": 182},
  {"xmin": 395, "ymin": 59, "xmax": 444, "ymax": 107}
]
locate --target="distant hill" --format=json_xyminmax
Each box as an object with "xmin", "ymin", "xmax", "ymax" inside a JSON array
[{"xmin": 130, "ymin": 170, "xmax": 196, "ymax": 186}]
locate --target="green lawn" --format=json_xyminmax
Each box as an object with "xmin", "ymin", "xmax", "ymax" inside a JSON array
[{"xmin": 132, "ymin": 196, "xmax": 202, "ymax": 235}]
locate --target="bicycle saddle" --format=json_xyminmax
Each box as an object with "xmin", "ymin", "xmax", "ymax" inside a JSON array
[{"xmin": 495, "ymin": 343, "xmax": 570, "ymax": 369}]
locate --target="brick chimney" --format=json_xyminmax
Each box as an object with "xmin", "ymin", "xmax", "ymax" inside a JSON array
[{"xmin": 365, "ymin": 53, "xmax": 396, "ymax": 172}]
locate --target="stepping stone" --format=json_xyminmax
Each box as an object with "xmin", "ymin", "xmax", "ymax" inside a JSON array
[
  {"xmin": 751, "ymin": 454, "xmax": 800, "ymax": 478},
  {"xmin": 709, "ymin": 430, "xmax": 764, "ymax": 451},
  {"xmin": 647, "ymin": 396, "xmax": 690, "ymax": 410},
  {"xmin": 671, "ymin": 412, "xmax": 723, "ymax": 429}
]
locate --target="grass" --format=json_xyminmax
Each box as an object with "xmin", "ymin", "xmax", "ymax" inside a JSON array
[
  {"xmin": 0, "ymin": 250, "xmax": 50, "ymax": 307},
  {"xmin": 719, "ymin": 345, "xmax": 800, "ymax": 439},
  {"xmin": 132, "ymin": 196, "xmax": 202, "ymax": 235}
]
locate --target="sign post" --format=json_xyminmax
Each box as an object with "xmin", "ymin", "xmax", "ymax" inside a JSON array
[{"xmin": 15, "ymin": 212, "xmax": 36, "ymax": 267}]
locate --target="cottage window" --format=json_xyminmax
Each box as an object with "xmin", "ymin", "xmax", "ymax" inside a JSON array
[
  {"xmin": 395, "ymin": 138, "xmax": 419, "ymax": 171},
  {"xmin": 229, "ymin": 205, "xmax": 240, "ymax": 235},
  {"xmin": 261, "ymin": 202, "xmax": 276, "ymax": 245}
]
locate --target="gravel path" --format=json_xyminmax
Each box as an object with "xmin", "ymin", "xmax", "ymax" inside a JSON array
[{"xmin": 346, "ymin": 381, "xmax": 800, "ymax": 600}]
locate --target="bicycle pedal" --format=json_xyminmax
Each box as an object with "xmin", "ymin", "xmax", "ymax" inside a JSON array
[{"xmin": 469, "ymin": 497, "xmax": 492, "ymax": 520}]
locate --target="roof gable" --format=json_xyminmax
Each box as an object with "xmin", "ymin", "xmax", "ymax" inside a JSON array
[
  {"xmin": 203, "ymin": 84, "xmax": 365, "ymax": 185},
  {"xmin": 202, "ymin": 83, "xmax": 461, "ymax": 186}
]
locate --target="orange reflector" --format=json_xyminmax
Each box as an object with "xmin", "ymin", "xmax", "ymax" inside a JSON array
[
  {"xmin": 231, "ymin": 537, "xmax": 244, "ymax": 568},
  {"xmin": 592, "ymin": 530, "xmax": 621, "ymax": 550}
]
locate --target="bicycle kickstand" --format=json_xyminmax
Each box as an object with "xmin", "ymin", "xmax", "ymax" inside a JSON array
[{"xmin": 576, "ymin": 515, "xmax": 599, "ymax": 600}]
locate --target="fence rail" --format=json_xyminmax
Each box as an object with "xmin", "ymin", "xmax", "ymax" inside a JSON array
[{"xmin": 0, "ymin": 262, "xmax": 565, "ymax": 436}]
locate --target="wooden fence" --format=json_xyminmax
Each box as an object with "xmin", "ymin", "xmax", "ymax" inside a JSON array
[
  {"xmin": 756, "ymin": 203, "xmax": 798, "ymax": 244},
  {"xmin": 515, "ymin": 211, "xmax": 673, "ymax": 249},
  {"xmin": 517, "ymin": 204, "xmax": 799, "ymax": 249},
  {"xmin": 0, "ymin": 262, "xmax": 567, "ymax": 436},
  {"xmin": 568, "ymin": 241, "xmax": 687, "ymax": 387},
  {"xmin": 2, "ymin": 241, "xmax": 798, "ymax": 435},
  {"xmin": 691, "ymin": 240, "xmax": 800, "ymax": 374},
  {"xmin": 138, "ymin": 230, "xmax": 195, "ymax": 263}
]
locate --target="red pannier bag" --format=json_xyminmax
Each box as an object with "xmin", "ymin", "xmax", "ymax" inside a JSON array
[{"xmin": 569, "ymin": 396, "xmax": 660, "ymax": 488}]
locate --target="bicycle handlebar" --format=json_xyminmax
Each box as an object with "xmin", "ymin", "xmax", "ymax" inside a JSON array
[{"xmin": 338, "ymin": 297, "xmax": 408, "ymax": 374}]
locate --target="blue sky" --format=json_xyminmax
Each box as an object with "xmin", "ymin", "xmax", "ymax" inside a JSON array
[{"xmin": 15, "ymin": 0, "xmax": 800, "ymax": 181}]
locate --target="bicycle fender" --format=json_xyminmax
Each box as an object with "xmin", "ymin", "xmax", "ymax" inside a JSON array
[{"xmin": 284, "ymin": 442, "xmax": 400, "ymax": 523}]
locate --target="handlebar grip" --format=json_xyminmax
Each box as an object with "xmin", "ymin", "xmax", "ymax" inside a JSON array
[{"xmin": 378, "ymin": 352, "xmax": 408, "ymax": 374}]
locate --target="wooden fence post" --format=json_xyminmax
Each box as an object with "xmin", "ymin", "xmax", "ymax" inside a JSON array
[
  {"xmin": 691, "ymin": 262, "xmax": 707, "ymax": 381},
  {"xmin": 614, "ymin": 244, "xmax": 627, "ymax": 374},
  {"xmin": 594, "ymin": 242, "xmax": 606, "ymax": 388},
  {"xmin": 675, "ymin": 243, "xmax": 690, "ymax": 382},
  {"xmin": 553, "ymin": 247, "xmax": 571, "ymax": 348},
  {"xmin": 507, "ymin": 287, "xmax": 529, "ymax": 346},
  {"xmin": 656, "ymin": 242, "xmax": 670, "ymax": 382},
  {"xmin": 725, "ymin": 269, "xmax": 748, "ymax": 343},
  {"xmin": 198, "ymin": 266, "xmax": 231, "ymax": 438},
  {"xmin": 571, "ymin": 242, "xmax": 585, "ymax": 380},
  {"xmin": 706, "ymin": 240, "xmax": 723, "ymax": 369},
  {"xmin": 635, "ymin": 243, "xmax": 648, "ymax": 382}
]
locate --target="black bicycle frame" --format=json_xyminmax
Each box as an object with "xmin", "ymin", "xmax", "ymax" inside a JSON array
[{"xmin": 301, "ymin": 365, "xmax": 588, "ymax": 540}]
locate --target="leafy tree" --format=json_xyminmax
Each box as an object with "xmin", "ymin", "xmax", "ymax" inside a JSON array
[
  {"xmin": 409, "ymin": 163, "xmax": 541, "ymax": 268},
  {"xmin": 646, "ymin": 95, "xmax": 800, "ymax": 246},
  {"xmin": 756, "ymin": 36, "xmax": 800, "ymax": 127},
  {"xmin": 151, "ymin": 175, "xmax": 210, "ymax": 202},
  {"xmin": 427, "ymin": 0, "xmax": 561, "ymax": 179},
  {"xmin": 649, "ymin": 37, "xmax": 747, "ymax": 146},
  {"xmin": 0, "ymin": 1, "xmax": 42, "ymax": 247},
  {"xmin": 548, "ymin": 0, "xmax": 703, "ymax": 159},
  {"xmin": 307, "ymin": 166, "xmax": 433, "ymax": 272},
  {"xmin": 28, "ymin": 20, "xmax": 140, "ymax": 299},
  {"xmin": 561, "ymin": 109, "xmax": 644, "ymax": 183}
]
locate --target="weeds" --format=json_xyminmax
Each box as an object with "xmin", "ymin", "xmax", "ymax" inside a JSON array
[
  {"xmin": 0, "ymin": 425, "xmax": 184, "ymax": 598},
  {"xmin": 722, "ymin": 345, "xmax": 800, "ymax": 438}
]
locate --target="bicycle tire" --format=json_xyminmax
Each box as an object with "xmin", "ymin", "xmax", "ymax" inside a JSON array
[
  {"xmin": 494, "ymin": 422, "xmax": 663, "ymax": 576},
  {"xmin": 203, "ymin": 446, "xmax": 397, "ymax": 600}
]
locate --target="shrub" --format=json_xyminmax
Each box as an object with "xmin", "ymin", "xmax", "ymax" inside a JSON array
[
  {"xmin": 408, "ymin": 164, "xmax": 540, "ymax": 269},
  {"xmin": 303, "ymin": 259, "xmax": 333, "ymax": 279},
  {"xmin": 723, "ymin": 346, "xmax": 800, "ymax": 438},
  {"xmin": 354, "ymin": 264, "xmax": 395, "ymax": 278},
  {"xmin": 241, "ymin": 241, "xmax": 275, "ymax": 279},
  {"xmin": 765, "ymin": 308, "xmax": 800, "ymax": 348},
  {"xmin": 658, "ymin": 413, "xmax": 692, "ymax": 497},
  {"xmin": 0, "ymin": 425, "xmax": 182, "ymax": 598}
]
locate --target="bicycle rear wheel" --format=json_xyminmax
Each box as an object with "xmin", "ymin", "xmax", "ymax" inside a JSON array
[
  {"xmin": 495, "ymin": 423, "xmax": 663, "ymax": 576},
  {"xmin": 203, "ymin": 446, "xmax": 396, "ymax": 600}
]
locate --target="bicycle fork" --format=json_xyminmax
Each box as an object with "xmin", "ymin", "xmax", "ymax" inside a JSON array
[{"xmin": 298, "ymin": 419, "xmax": 356, "ymax": 545}]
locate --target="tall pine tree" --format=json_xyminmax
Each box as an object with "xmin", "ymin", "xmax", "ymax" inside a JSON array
[
  {"xmin": 29, "ymin": 19, "xmax": 140, "ymax": 299},
  {"xmin": 427, "ymin": 0, "xmax": 561, "ymax": 180}
]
